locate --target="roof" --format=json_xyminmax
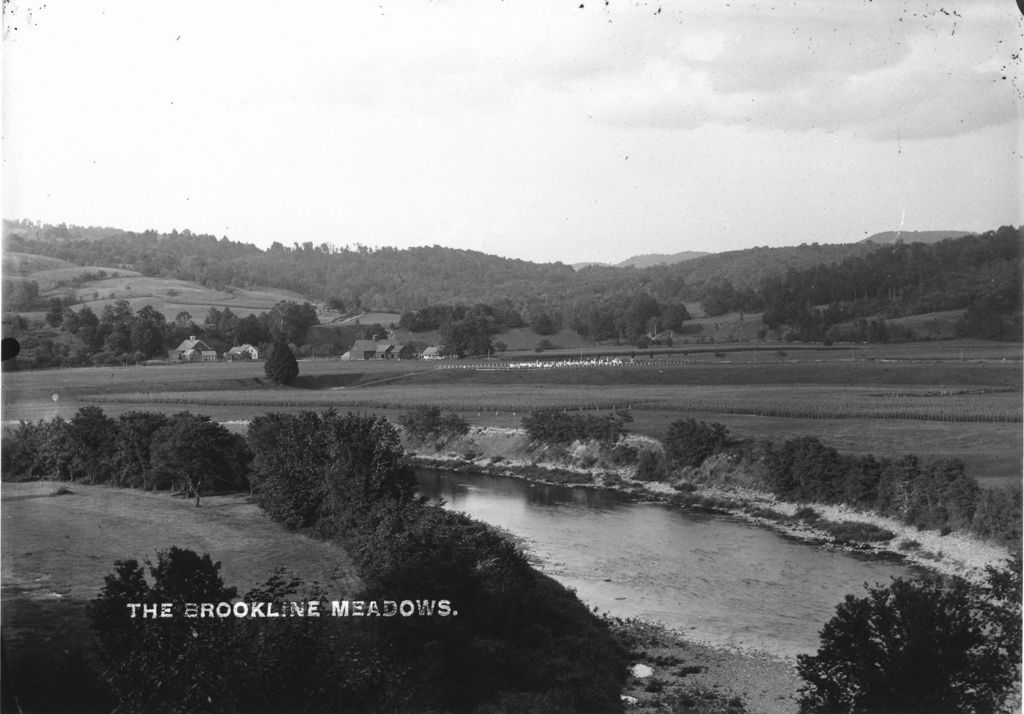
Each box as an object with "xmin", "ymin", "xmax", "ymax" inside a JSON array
[
  {"xmin": 227, "ymin": 344, "xmax": 257, "ymax": 354},
  {"xmin": 422, "ymin": 346, "xmax": 442, "ymax": 357},
  {"xmin": 174, "ymin": 337, "xmax": 212, "ymax": 352},
  {"xmin": 350, "ymin": 340, "xmax": 381, "ymax": 354}
]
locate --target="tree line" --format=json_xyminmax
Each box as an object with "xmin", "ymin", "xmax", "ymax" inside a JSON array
[
  {"xmin": 6, "ymin": 297, "xmax": 321, "ymax": 369},
  {"xmin": 7, "ymin": 220, "xmax": 1019, "ymax": 351},
  {"xmin": 703, "ymin": 227, "xmax": 1022, "ymax": 342}
]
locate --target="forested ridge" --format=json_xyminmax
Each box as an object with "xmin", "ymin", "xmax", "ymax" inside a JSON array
[{"xmin": 4, "ymin": 219, "xmax": 1021, "ymax": 342}]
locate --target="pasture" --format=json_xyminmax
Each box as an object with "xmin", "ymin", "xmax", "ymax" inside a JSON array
[
  {"xmin": 1, "ymin": 480, "xmax": 361, "ymax": 712},
  {"xmin": 4, "ymin": 341, "xmax": 1021, "ymax": 488}
]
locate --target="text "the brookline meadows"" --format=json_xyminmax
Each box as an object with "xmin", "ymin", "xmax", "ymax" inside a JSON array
[{"xmin": 126, "ymin": 600, "xmax": 457, "ymax": 619}]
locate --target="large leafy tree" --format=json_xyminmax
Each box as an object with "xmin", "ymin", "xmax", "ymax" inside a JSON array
[
  {"xmin": 798, "ymin": 562, "xmax": 1022, "ymax": 714},
  {"xmin": 111, "ymin": 411, "xmax": 171, "ymax": 488},
  {"xmin": 266, "ymin": 301, "xmax": 318, "ymax": 346},
  {"xmin": 149, "ymin": 413, "xmax": 250, "ymax": 505},
  {"xmin": 87, "ymin": 548, "xmax": 239, "ymax": 713},
  {"xmin": 129, "ymin": 305, "xmax": 167, "ymax": 358},
  {"xmin": 67, "ymin": 406, "xmax": 118, "ymax": 483}
]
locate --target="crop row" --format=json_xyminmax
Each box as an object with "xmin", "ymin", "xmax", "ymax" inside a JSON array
[{"xmin": 82, "ymin": 388, "xmax": 1021, "ymax": 423}]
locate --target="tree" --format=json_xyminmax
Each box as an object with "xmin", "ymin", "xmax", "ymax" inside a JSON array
[
  {"xmin": 111, "ymin": 411, "xmax": 171, "ymax": 488},
  {"xmin": 130, "ymin": 305, "xmax": 167, "ymax": 358},
  {"xmin": 67, "ymin": 406, "xmax": 118, "ymax": 483},
  {"xmin": 264, "ymin": 341, "xmax": 299, "ymax": 384},
  {"xmin": 797, "ymin": 565, "xmax": 1021, "ymax": 713},
  {"xmin": 150, "ymin": 413, "xmax": 250, "ymax": 505},
  {"xmin": 266, "ymin": 301, "xmax": 319, "ymax": 346},
  {"xmin": 87, "ymin": 548, "xmax": 239, "ymax": 713},
  {"xmin": 531, "ymin": 312, "xmax": 556, "ymax": 335},
  {"xmin": 45, "ymin": 297, "xmax": 66, "ymax": 327},
  {"xmin": 664, "ymin": 418, "xmax": 729, "ymax": 469}
]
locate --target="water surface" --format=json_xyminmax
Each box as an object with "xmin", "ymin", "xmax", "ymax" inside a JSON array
[{"xmin": 416, "ymin": 468, "xmax": 915, "ymax": 657}]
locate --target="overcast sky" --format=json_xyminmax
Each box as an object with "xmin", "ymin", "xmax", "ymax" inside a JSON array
[{"xmin": 2, "ymin": 1, "xmax": 1021, "ymax": 264}]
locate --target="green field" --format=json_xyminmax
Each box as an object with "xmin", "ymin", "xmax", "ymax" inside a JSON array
[
  {"xmin": 10, "ymin": 258, "xmax": 310, "ymax": 322},
  {"xmin": 4, "ymin": 341, "xmax": 1021, "ymax": 488}
]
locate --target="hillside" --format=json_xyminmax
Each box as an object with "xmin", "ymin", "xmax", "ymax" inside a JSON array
[
  {"xmin": 614, "ymin": 250, "xmax": 709, "ymax": 268},
  {"xmin": 572, "ymin": 250, "xmax": 710, "ymax": 270},
  {"xmin": 862, "ymin": 230, "xmax": 974, "ymax": 245},
  {"xmin": 1, "ymin": 219, "xmax": 895, "ymax": 316},
  {"xmin": 3, "ymin": 220, "xmax": 1020, "ymax": 352}
]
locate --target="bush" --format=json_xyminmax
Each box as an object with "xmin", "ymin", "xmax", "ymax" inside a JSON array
[
  {"xmin": 819, "ymin": 520, "xmax": 895, "ymax": 544},
  {"xmin": 798, "ymin": 561, "xmax": 1021, "ymax": 713},
  {"xmin": 398, "ymin": 406, "xmax": 469, "ymax": 445},
  {"xmin": 635, "ymin": 447, "xmax": 667, "ymax": 481},
  {"xmin": 522, "ymin": 409, "xmax": 632, "ymax": 445},
  {"xmin": 664, "ymin": 418, "xmax": 729, "ymax": 469}
]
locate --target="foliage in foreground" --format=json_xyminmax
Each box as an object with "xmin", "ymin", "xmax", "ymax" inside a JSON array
[
  {"xmin": 88, "ymin": 547, "xmax": 392, "ymax": 713},
  {"xmin": 398, "ymin": 406, "xmax": 470, "ymax": 446},
  {"xmin": 798, "ymin": 558, "xmax": 1022, "ymax": 714},
  {"xmin": 243, "ymin": 410, "xmax": 630, "ymax": 712}
]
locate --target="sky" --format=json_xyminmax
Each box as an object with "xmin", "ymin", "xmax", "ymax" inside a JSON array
[{"xmin": 2, "ymin": 1, "xmax": 1021, "ymax": 265}]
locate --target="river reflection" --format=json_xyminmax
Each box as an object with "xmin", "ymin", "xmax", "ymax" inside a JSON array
[{"xmin": 416, "ymin": 468, "xmax": 916, "ymax": 657}]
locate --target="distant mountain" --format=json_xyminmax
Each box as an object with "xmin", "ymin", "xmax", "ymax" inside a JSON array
[
  {"xmin": 571, "ymin": 250, "xmax": 709, "ymax": 271},
  {"xmin": 862, "ymin": 230, "xmax": 974, "ymax": 245},
  {"xmin": 615, "ymin": 251, "xmax": 709, "ymax": 268}
]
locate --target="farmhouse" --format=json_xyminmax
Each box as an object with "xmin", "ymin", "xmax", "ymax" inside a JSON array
[
  {"xmin": 421, "ymin": 346, "xmax": 444, "ymax": 360},
  {"xmin": 340, "ymin": 339, "xmax": 417, "ymax": 360},
  {"xmin": 171, "ymin": 336, "xmax": 219, "ymax": 362},
  {"xmin": 226, "ymin": 344, "xmax": 260, "ymax": 360}
]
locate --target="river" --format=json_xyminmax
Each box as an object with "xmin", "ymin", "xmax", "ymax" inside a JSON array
[{"xmin": 415, "ymin": 467, "xmax": 917, "ymax": 657}]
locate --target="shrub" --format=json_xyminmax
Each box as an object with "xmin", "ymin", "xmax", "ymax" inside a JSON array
[
  {"xmin": 819, "ymin": 521, "xmax": 895, "ymax": 544},
  {"xmin": 607, "ymin": 442, "xmax": 639, "ymax": 465},
  {"xmin": 522, "ymin": 409, "xmax": 632, "ymax": 445},
  {"xmin": 794, "ymin": 506, "xmax": 820, "ymax": 522},
  {"xmin": 398, "ymin": 406, "xmax": 469, "ymax": 445},
  {"xmin": 635, "ymin": 447, "xmax": 667, "ymax": 481},
  {"xmin": 664, "ymin": 418, "xmax": 729, "ymax": 469}
]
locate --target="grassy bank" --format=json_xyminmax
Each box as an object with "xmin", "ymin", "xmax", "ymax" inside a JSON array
[{"xmin": 1, "ymin": 481, "xmax": 361, "ymax": 712}]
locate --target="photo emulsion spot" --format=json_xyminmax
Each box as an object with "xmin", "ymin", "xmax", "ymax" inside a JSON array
[{"xmin": 1, "ymin": 2, "xmax": 1021, "ymax": 712}]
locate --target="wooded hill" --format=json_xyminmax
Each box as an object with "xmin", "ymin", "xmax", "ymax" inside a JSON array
[{"xmin": 4, "ymin": 220, "xmax": 1021, "ymax": 343}]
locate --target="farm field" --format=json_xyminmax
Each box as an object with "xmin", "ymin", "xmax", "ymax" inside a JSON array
[
  {"xmin": 10, "ymin": 256, "xmax": 310, "ymax": 321},
  {"xmin": 1, "ymin": 480, "xmax": 361, "ymax": 712},
  {"xmin": 4, "ymin": 341, "xmax": 1021, "ymax": 488}
]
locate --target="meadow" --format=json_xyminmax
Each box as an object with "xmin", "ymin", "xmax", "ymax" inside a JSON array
[
  {"xmin": 4, "ymin": 340, "xmax": 1021, "ymax": 488},
  {"xmin": 1, "ymin": 480, "xmax": 362, "ymax": 712}
]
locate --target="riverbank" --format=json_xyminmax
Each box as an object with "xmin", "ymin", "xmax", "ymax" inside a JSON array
[
  {"xmin": 612, "ymin": 618, "xmax": 802, "ymax": 714},
  {"xmin": 405, "ymin": 426, "xmax": 1012, "ymax": 582},
  {"xmin": 406, "ymin": 426, "xmax": 1015, "ymax": 712}
]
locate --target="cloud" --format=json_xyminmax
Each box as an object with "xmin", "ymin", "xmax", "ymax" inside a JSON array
[{"xmin": 570, "ymin": 1, "xmax": 1021, "ymax": 140}]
